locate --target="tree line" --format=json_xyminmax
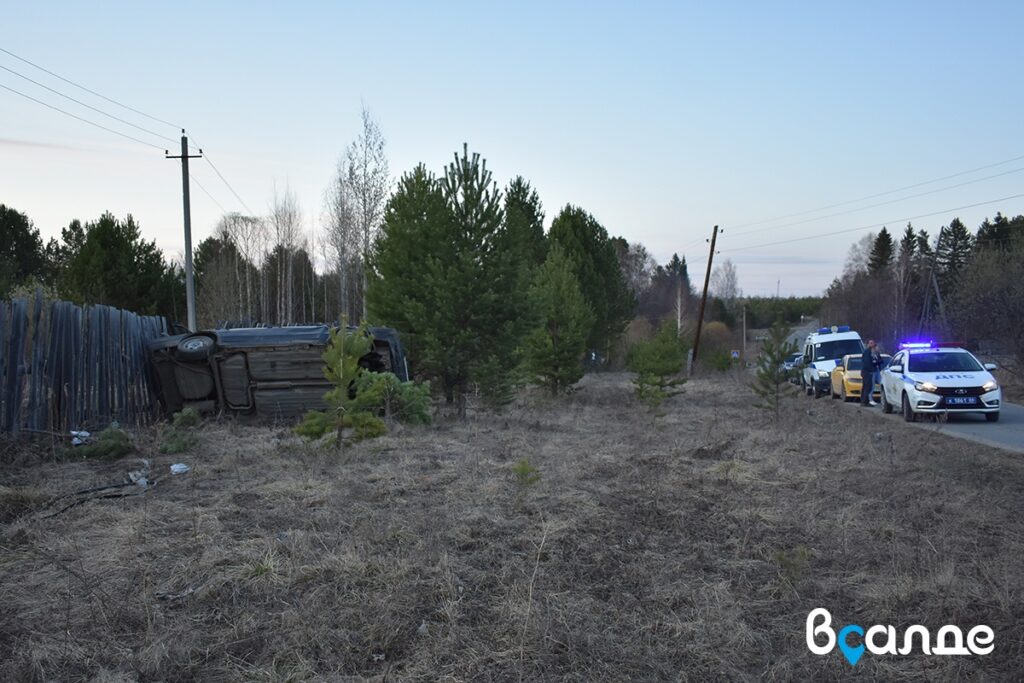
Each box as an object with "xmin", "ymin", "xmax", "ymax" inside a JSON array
[
  {"xmin": 3, "ymin": 110, "xmax": 834, "ymax": 408},
  {"xmin": 822, "ymin": 212, "xmax": 1024, "ymax": 363}
]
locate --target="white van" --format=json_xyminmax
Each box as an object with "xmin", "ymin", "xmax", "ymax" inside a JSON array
[{"xmin": 801, "ymin": 326, "xmax": 864, "ymax": 398}]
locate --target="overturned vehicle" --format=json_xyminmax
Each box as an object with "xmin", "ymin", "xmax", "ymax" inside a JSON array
[{"xmin": 148, "ymin": 326, "xmax": 408, "ymax": 418}]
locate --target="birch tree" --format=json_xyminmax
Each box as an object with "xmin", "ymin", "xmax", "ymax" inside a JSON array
[
  {"xmin": 345, "ymin": 108, "xmax": 390, "ymax": 321},
  {"xmin": 270, "ymin": 185, "xmax": 302, "ymax": 324},
  {"xmin": 324, "ymin": 160, "xmax": 358, "ymax": 320}
]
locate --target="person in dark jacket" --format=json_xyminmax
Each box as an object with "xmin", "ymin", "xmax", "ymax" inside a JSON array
[{"xmin": 860, "ymin": 339, "xmax": 881, "ymax": 406}]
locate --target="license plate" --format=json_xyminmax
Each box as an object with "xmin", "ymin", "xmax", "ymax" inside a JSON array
[{"xmin": 945, "ymin": 397, "xmax": 977, "ymax": 405}]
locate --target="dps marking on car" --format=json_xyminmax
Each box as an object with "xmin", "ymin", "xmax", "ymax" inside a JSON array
[{"xmin": 879, "ymin": 342, "xmax": 1001, "ymax": 423}]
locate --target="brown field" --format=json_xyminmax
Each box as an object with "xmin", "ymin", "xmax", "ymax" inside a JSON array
[{"xmin": 1, "ymin": 373, "xmax": 1023, "ymax": 681}]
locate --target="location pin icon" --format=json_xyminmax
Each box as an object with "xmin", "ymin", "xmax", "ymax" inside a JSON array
[{"xmin": 837, "ymin": 624, "xmax": 865, "ymax": 666}]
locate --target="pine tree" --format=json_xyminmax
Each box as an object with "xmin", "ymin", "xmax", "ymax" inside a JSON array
[
  {"xmin": 868, "ymin": 227, "xmax": 894, "ymax": 275},
  {"xmin": 751, "ymin": 320, "xmax": 798, "ymax": 421},
  {"xmin": 501, "ymin": 177, "xmax": 547, "ymax": 269},
  {"xmin": 627, "ymin": 321, "xmax": 687, "ymax": 407},
  {"xmin": 367, "ymin": 164, "xmax": 457, "ymax": 395},
  {"xmin": 548, "ymin": 205, "xmax": 635, "ymax": 358},
  {"xmin": 368, "ymin": 147, "xmax": 522, "ymax": 416},
  {"xmin": 522, "ymin": 244, "xmax": 593, "ymax": 395},
  {"xmin": 0, "ymin": 204, "xmax": 45, "ymax": 298}
]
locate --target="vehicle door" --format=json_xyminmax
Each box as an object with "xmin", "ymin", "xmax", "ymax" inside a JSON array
[{"xmin": 883, "ymin": 352, "xmax": 904, "ymax": 402}]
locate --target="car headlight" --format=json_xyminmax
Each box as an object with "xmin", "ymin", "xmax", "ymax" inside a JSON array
[
  {"xmin": 982, "ymin": 380, "xmax": 998, "ymax": 392},
  {"xmin": 818, "ymin": 370, "xmax": 829, "ymax": 378},
  {"xmin": 915, "ymin": 381, "xmax": 938, "ymax": 392}
]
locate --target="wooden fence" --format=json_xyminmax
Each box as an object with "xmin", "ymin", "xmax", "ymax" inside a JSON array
[{"xmin": 0, "ymin": 293, "xmax": 168, "ymax": 436}]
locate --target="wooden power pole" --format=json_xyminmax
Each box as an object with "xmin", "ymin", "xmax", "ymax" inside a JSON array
[
  {"xmin": 691, "ymin": 225, "xmax": 719, "ymax": 363},
  {"xmin": 166, "ymin": 131, "xmax": 203, "ymax": 331}
]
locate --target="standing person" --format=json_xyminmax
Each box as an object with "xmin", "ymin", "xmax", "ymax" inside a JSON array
[{"xmin": 860, "ymin": 340, "xmax": 880, "ymax": 406}]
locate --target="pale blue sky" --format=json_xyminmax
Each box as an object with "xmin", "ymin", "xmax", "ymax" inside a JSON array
[{"xmin": 2, "ymin": 1, "xmax": 1022, "ymax": 295}]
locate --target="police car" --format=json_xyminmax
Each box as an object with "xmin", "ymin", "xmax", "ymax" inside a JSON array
[
  {"xmin": 879, "ymin": 342, "xmax": 1001, "ymax": 422},
  {"xmin": 801, "ymin": 326, "xmax": 865, "ymax": 398}
]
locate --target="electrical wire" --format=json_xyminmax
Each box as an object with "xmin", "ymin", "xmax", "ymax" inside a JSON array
[
  {"xmin": 187, "ymin": 134, "xmax": 256, "ymax": 215},
  {"xmin": 727, "ymin": 165, "xmax": 1024, "ymax": 238},
  {"xmin": 1, "ymin": 48, "xmax": 245, "ymax": 214},
  {"xmin": 0, "ymin": 45, "xmax": 181, "ymax": 130},
  {"xmin": 0, "ymin": 63, "xmax": 179, "ymax": 146},
  {"xmin": 0, "ymin": 81, "xmax": 164, "ymax": 150},
  {"xmin": 188, "ymin": 170, "xmax": 229, "ymax": 214},
  {"xmin": 720, "ymin": 192, "xmax": 1024, "ymax": 253},
  {"xmin": 727, "ymin": 152, "xmax": 1024, "ymax": 231}
]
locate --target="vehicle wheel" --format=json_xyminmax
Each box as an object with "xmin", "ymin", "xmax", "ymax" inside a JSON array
[
  {"xmin": 813, "ymin": 382, "xmax": 824, "ymax": 399},
  {"xmin": 176, "ymin": 334, "xmax": 214, "ymax": 361},
  {"xmin": 840, "ymin": 385, "xmax": 848, "ymax": 402},
  {"xmin": 881, "ymin": 389, "xmax": 893, "ymax": 414},
  {"xmin": 986, "ymin": 412, "xmax": 1000, "ymax": 423},
  {"xmin": 802, "ymin": 378, "xmax": 810, "ymax": 396},
  {"xmin": 902, "ymin": 393, "xmax": 916, "ymax": 422}
]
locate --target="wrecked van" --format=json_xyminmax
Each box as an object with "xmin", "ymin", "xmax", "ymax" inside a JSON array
[{"xmin": 148, "ymin": 325, "xmax": 408, "ymax": 418}]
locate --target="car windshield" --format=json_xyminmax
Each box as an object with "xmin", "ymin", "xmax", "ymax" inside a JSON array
[
  {"xmin": 846, "ymin": 357, "xmax": 862, "ymax": 371},
  {"xmin": 908, "ymin": 351, "xmax": 983, "ymax": 373},
  {"xmin": 813, "ymin": 339, "xmax": 863, "ymax": 361}
]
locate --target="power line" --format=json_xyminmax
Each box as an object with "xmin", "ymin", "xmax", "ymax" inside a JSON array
[
  {"xmin": 728, "ymin": 165, "xmax": 1024, "ymax": 238},
  {"xmin": 188, "ymin": 134, "xmax": 255, "ymax": 215},
  {"xmin": 1, "ymin": 50, "xmax": 243, "ymax": 214},
  {"xmin": 727, "ymin": 152, "xmax": 1024, "ymax": 231},
  {"xmin": 188, "ymin": 169, "xmax": 228, "ymax": 214},
  {"xmin": 0, "ymin": 45, "xmax": 181, "ymax": 130},
  {"xmin": 720, "ymin": 192, "xmax": 1024, "ymax": 253},
  {"xmin": 0, "ymin": 63, "xmax": 180, "ymax": 146},
  {"xmin": 0, "ymin": 81, "xmax": 164, "ymax": 150}
]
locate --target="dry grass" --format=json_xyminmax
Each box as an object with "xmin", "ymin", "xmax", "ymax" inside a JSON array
[{"xmin": 1, "ymin": 372, "xmax": 1023, "ymax": 681}]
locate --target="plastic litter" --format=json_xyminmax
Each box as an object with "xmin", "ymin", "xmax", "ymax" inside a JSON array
[
  {"xmin": 170, "ymin": 463, "xmax": 191, "ymax": 475},
  {"xmin": 70, "ymin": 430, "xmax": 91, "ymax": 446}
]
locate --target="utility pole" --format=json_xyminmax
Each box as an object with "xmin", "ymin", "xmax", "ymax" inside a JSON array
[
  {"xmin": 165, "ymin": 131, "xmax": 203, "ymax": 331},
  {"xmin": 691, "ymin": 225, "xmax": 719, "ymax": 364},
  {"xmin": 742, "ymin": 302, "xmax": 747, "ymax": 362}
]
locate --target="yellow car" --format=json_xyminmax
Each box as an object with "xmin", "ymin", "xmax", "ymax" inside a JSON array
[{"xmin": 830, "ymin": 354, "xmax": 890, "ymax": 402}]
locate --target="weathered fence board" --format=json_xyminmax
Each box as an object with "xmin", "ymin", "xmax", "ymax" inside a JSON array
[{"xmin": 0, "ymin": 292, "xmax": 168, "ymax": 436}]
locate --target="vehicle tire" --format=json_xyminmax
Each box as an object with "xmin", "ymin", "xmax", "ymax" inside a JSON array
[
  {"xmin": 986, "ymin": 412, "xmax": 1000, "ymax": 423},
  {"xmin": 840, "ymin": 385, "xmax": 848, "ymax": 402},
  {"xmin": 902, "ymin": 393, "xmax": 916, "ymax": 422},
  {"xmin": 813, "ymin": 382, "xmax": 824, "ymax": 399},
  {"xmin": 176, "ymin": 334, "xmax": 215, "ymax": 361},
  {"xmin": 881, "ymin": 389, "xmax": 893, "ymax": 414}
]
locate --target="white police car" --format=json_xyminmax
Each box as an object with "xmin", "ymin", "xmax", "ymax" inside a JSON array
[
  {"xmin": 879, "ymin": 342, "xmax": 1001, "ymax": 422},
  {"xmin": 801, "ymin": 326, "xmax": 864, "ymax": 398}
]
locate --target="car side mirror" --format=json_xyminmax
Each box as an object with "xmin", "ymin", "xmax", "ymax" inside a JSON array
[
  {"xmin": 889, "ymin": 364, "xmax": 903, "ymax": 374},
  {"xmin": 983, "ymin": 363, "xmax": 997, "ymax": 371}
]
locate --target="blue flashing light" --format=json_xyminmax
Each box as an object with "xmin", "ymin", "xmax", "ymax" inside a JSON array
[
  {"xmin": 837, "ymin": 325, "xmax": 850, "ymax": 332},
  {"xmin": 899, "ymin": 341, "xmax": 934, "ymax": 349},
  {"xmin": 818, "ymin": 327, "xmax": 831, "ymax": 334}
]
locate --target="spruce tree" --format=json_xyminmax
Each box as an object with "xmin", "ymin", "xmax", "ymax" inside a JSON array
[
  {"xmin": 868, "ymin": 227, "xmax": 894, "ymax": 275},
  {"xmin": 522, "ymin": 244, "xmax": 593, "ymax": 395},
  {"xmin": 936, "ymin": 217, "xmax": 974, "ymax": 292},
  {"xmin": 976, "ymin": 212, "xmax": 1021, "ymax": 251}
]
